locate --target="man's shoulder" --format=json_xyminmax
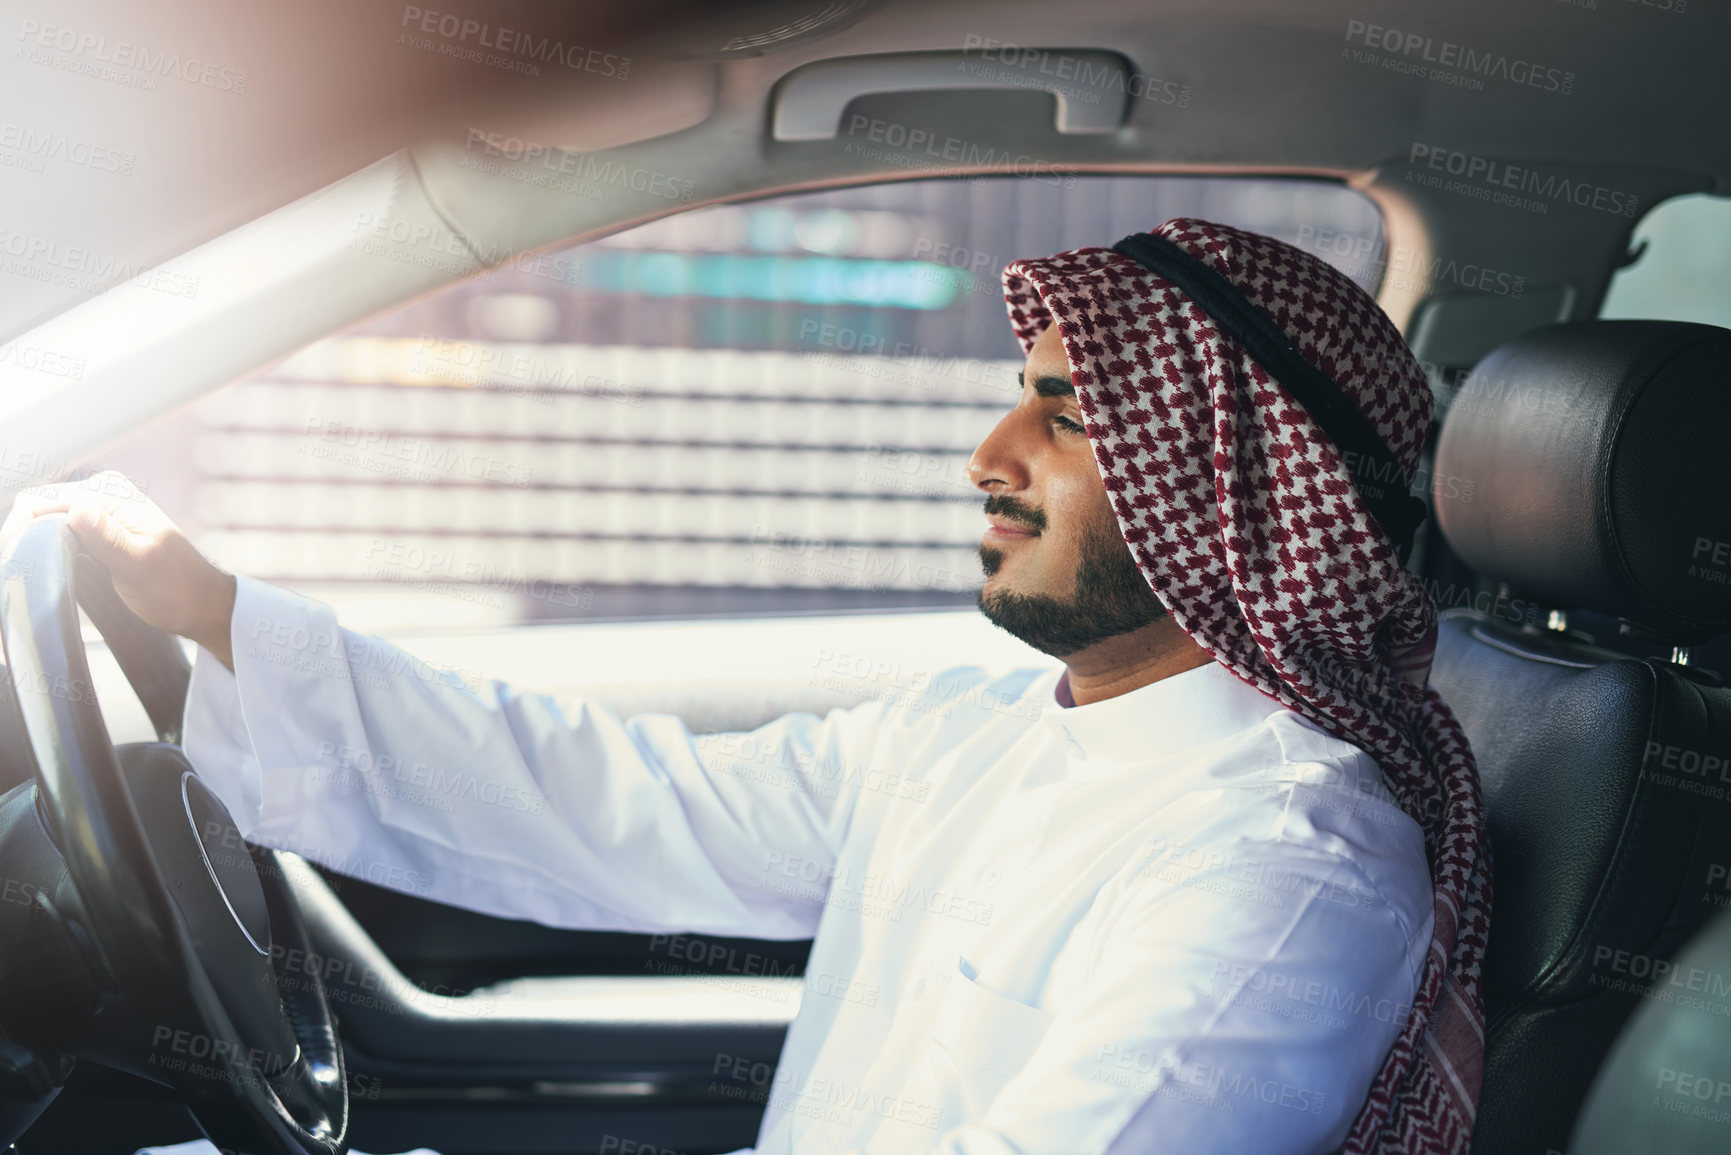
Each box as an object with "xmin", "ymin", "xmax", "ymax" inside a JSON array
[
  {"xmin": 1130, "ymin": 714, "xmax": 1434, "ymax": 949},
  {"xmin": 1110, "ymin": 792, "xmax": 1433, "ymax": 960}
]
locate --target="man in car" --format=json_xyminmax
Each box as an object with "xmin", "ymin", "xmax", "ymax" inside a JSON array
[{"xmin": 14, "ymin": 217, "xmax": 1488, "ymax": 1155}]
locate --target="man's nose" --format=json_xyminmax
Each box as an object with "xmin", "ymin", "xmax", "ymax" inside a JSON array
[{"xmin": 968, "ymin": 410, "xmax": 1033, "ymax": 493}]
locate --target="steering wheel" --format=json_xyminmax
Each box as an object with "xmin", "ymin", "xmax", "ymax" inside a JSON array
[{"xmin": 0, "ymin": 514, "xmax": 348, "ymax": 1154}]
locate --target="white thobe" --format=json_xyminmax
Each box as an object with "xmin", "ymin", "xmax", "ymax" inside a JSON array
[{"xmin": 175, "ymin": 576, "xmax": 1435, "ymax": 1155}]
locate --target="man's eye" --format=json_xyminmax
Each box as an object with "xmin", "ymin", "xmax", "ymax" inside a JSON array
[{"xmin": 1054, "ymin": 415, "xmax": 1086, "ymax": 434}]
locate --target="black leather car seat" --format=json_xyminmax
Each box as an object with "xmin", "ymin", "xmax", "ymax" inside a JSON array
[{"xmin": 1424, "ymin": 320, "xmax": 1731, "ymax": 1155}]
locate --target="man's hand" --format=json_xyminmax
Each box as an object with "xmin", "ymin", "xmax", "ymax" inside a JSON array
[{"xmin": 0, "ymin": 472, "xmax": 237, "ymax": 671}]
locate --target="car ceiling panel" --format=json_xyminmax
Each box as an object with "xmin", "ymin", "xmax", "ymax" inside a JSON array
[{"xmin": 3, "ymin": 0, "xmax": 1717, "ymax": 334}]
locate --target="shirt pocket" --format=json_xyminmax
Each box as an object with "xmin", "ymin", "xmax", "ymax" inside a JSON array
[{"xmin": 928, "ymin": 954, "xmax": 1056, "ymax": 1120}]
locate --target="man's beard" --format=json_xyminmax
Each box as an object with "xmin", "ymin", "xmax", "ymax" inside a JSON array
[{"xmin": 976, "ymin": 498, "xmax": 1168, "ymax": 658}]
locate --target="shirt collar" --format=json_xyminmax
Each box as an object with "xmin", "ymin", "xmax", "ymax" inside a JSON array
[{"xmin": 1042, "ymin": 660, "xmax": 1290, "ymax": 765}]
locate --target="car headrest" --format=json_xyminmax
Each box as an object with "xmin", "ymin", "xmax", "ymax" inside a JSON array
[{"xmin": 1434, "ymin": 320, "xmax": 1731, "ymax": 641}]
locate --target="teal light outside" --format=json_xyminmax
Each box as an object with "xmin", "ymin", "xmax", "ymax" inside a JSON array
[{"xmin": 579, "ymin": 252, "xmax": 969, "ymax": 309}]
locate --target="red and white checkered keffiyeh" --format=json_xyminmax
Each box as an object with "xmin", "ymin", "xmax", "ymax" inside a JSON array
[{"xmin": 1001, "ymin": 218, "xmax": 1491, "ymax": 1153}]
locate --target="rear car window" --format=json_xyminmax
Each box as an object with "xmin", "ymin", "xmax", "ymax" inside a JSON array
[
  {"xmin": 1601, "ymin": 193, "xmax": 1731, "ymax": 328},
  {"xmin": 102, "ymin": 176, "xmax": 1382, "ymax": 631}
]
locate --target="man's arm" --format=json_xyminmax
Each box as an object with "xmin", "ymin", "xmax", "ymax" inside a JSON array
[
  {"xmin": 2, "ymin": 475, "xmax": 892, "ymax": 939},
  {"xmin": 186, "ymin": 575, "xmax": 894, "ymax": 938}
]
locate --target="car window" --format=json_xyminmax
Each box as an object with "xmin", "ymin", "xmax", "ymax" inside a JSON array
[
  {"xmin": 100, "ymin": 177, "xmax": 1381, "ymax": 633},
  {"xmin": 1601, "ymin": 193, "xmax": 1731, "ymax": 328}
]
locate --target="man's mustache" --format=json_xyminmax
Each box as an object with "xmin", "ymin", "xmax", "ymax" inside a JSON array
[{"xmin": 983, "ymin": 494, "xmax": 1044, "ymax": 534}]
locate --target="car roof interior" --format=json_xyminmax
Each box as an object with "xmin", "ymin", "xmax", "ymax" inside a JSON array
[{"xmin": 2, "ymin": 0, "xmax": 1726, "ymax": 479}]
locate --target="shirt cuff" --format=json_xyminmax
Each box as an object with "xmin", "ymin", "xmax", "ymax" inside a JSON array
[{"xmin": 181, "ymin": 575, "xmax": 338, "ymax": 839}]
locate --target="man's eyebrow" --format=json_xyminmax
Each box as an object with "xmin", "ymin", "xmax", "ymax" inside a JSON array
[{"xmin": 1017, "ymin": 370, "xmax": 1076, "ymax": 398}]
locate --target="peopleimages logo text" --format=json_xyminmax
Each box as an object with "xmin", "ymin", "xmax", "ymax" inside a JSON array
[
  {"xmin": 1408, "ymin": 144, "xmax": 1640, "ymax": 217},
  {"xmin": 399, "ymin": 6, "xmax": 629, "ymax": 77},
  {"xmin": 1343, "ymin": 20, "xmax": 1574, "ymax": 94},
  {"xmin": 16, "ymin": 20, "xmax": 249, "ymax": 92},
  {"xmin": 463, "ymin": 129, "xmax": 694, "ymax": 202},
  {"xmin": 842, "ymin": 115, "xmax": 1076, "ymax": 188},
  {"xmin": 0, "ymin": 123, "xmax": 134, "ymax": 175}
]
